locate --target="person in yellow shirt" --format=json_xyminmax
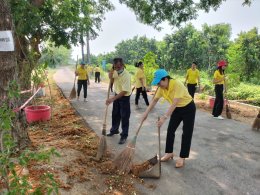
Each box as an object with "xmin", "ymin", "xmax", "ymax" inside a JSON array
[
  {"xmin": 106, "ymin": 58, "xmax": 131, "ymax": 145},
  {"xmin": 75, "ymin": 61, "xmax": 90, "ymax": 102},
  {"xmin": 184, "ymin": 62, "xmax": 200, "ymax": 98},
  {"xmin": 94, "ymin": 65, "xmax": 101, "ymax": 83},
  {"xmin": 212, "ymin": 60, "xmax": 227, "ymax": 120},
  {"xmin": 142, "ymin": 69, "xmax": 195, "ymax": 168},
  {"xmin": 134, "ymin": 61, "xmax": 149, "ymax": 109}
]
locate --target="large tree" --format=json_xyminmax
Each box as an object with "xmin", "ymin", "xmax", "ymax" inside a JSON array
[
  {"xmin": 9, "ymin": 0, "xmax": 114, "ymax": 89},
  {"xmin": 0, "ymin": 0, "xmax": 30, "ymax": 149},
  {"xmin": 119, "ymin": 0, "xmax": 253, "ymax": 29}
]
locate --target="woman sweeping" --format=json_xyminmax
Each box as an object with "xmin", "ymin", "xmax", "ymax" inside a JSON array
[
  {"xmin": 212, "ymin": 60, "xmax": 227, "ymax": 120},
  {"xmin": 142, "ymin": 69, "xmax": 196, "ymax": 168}
]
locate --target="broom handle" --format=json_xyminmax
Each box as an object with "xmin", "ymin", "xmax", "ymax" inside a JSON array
[
  {"xmin": 135, "ymin": 86, "xmax": 159, "ymax": 137},
  {"xmin": 103, "ymin": 69, "xmax": 114, "ymax": 125},
  {"xmin": 73, "ymin": 55, "xmax": 78, "ymax": 85},
  {"xmin": 223, "ymin": 74, "xmax": 231, "ymax": 106},
  {"xmin": 158, "ymin": 117, "xmax": 161, "ymax": 175}
]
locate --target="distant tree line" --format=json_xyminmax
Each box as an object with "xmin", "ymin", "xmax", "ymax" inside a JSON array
[{"xmin": 91, "ymin": 23, "xmax": 260, "ymax": 84}]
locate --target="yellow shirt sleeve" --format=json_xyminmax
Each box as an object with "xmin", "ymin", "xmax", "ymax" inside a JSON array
[{"xmin": 155, "ymin": 87, "xmax": 163, "ymax": 99}]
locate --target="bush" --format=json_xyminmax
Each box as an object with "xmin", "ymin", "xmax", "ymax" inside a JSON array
[{"xmin": 227, "ymin": 83, "xmax": 260, "ymax": 106}]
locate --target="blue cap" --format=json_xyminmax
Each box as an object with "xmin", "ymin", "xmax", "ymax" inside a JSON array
[
  {"xmin": 80, "ymin": 61, "xmax": 86, "ymax": 65},
  {"xmin": 151, "ymin": 69, "xmax": 168, "ymax": 85}
]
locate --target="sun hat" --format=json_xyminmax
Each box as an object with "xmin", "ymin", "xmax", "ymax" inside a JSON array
[
  {"xmin": 151, "ymin": 69, "xmax": 169, "ymax": 85},
  {"xmin": 217, "ymin": 60, "xmax": 227, "ymax": 67}
]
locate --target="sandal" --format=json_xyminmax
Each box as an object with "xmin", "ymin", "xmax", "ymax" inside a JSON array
[
  {"xmin": 175, "ymin": 158, "xmax": 185, "ymax": 168},
  {"xmin": 160, "ymin": 153, "xmax": 174, "ymax": 162}
]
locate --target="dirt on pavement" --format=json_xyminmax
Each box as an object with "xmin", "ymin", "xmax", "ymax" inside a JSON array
[{"xmin": 26, "ymin": 79, "xmax": 155, "ymax": 194}]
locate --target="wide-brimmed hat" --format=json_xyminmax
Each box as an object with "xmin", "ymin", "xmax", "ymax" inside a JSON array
[{"xmin": 151, "ymin": 69, "xmax": 168, "ymax": 85}]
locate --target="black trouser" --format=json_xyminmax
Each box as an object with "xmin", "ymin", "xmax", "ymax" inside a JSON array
[
  {"xmin": 212, "ymin": 84, "xmax": 224, "ymax": 117},
  {"xmin": 110, "ymin": 95, "xmax": 131, "ymax": 139},
  {"xmin": 187, "ymin": 83, "xmax": 197, "ymax": 99},
  {"xmin": 77, "ymin": 80, "xmax": 87, "ymax": 98},
  {"xmin": 135, "ymin": 87, "xmax": 149, "ymax": 106},
  {"xmin": 95, "ymin": 72, "xmax": 100, "ymax": 83},
  {"xmin": 165, "ymin": 101, "xmax": 196, "ymax": 158}
]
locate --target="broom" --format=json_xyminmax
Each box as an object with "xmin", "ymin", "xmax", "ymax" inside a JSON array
[
  {"xmin": 95, "ymin": 80, "xmax": 112, "ymax": 161},
  {"xmin": 69, "ymin": 56, "xmax": 78, "ymax": 99},
  {"xmin": 224, "ymin": 75, "xmax": 232, "ymax": 119},
  {"xmin": 252, "ymin": 110, "xmax": 260, "ymax": 131},
  {"xmin": 113, "ymin": 87, "xmax": 159, "ymax": 174}
]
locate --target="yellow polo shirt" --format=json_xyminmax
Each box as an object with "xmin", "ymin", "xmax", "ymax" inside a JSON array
[
  {"xmin": 213, "ymin": 70, "xmax": 224, "ymax": 84},
  {"xmin": 94, "ymin": 67, "xmax": 101, "ymax": 72},
  {"xmin": 76, "ymin": 67, "xmax": 88, "ymax": 80},
  {"xmin": 135, "ymin": 68, "xmax": 146, "ymax": 88},
  {"xmin": 186, "ymin": 68, "xmax": 200, "ymax": 84},
  {"xmin": 113, "ymin": 70, "xmax": 131, "ymax": 96},
  {"xmin": 155, "ymin": 79, "xmax": 192, "ymax": 107}
]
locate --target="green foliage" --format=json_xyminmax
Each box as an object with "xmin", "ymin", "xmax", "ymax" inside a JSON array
[
  {"xmin": 10, "ymin": 0, "xmax": 114, "ymax": 48},
  {"xmin": 114, "ymin": 36, "xmax": 158, "ymax": 65},
  {"xmin": 31, "ymin": 63, "xmax": 48, "ymax": 87},
  {"xmin": 198, "ymin": 93, "xmax": 207, "ymax": 100},
  {"xmin": 227, "ymin": 83, "xmax": 260, "ymax": 101},
  {"xmin": 39, "ymin": 42, "xmax": 73, "ymax": 68},
  {"xmin": 119, "ymin": 0, "xmax": 251, "ymax": 29},
  {"xmin": 143, "ymin": 52, "xmax": 159, "ymax": 86},
  {"xmin": 227, "ymin": 28, "xmax": 260, "ymax": 83},
  {"xmin": 125, "ymin": 64, "xmax": 136, "ymax": 75},
  {"xmin": 0, "ymin": 82, "xmax": 59, "ymax": 194}
]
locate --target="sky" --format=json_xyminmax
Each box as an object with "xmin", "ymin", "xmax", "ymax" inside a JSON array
[{"xmin": 72, "ymin": 0, "xmax": 260, "ymax": 59}]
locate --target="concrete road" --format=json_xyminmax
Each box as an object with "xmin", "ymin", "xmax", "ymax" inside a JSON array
[{"xmin": 53, "ymin": 67, "xmax": 260, "ymax": 195}]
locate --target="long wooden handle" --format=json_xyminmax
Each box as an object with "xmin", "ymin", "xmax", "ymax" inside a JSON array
[
  {"xmin": 73, "ymin": 55, "xmax": 78, "ymax": 85},
  {"xmin": 103, "ymin": 79, "xmax": 112, "ymax": 125},
  {"xmin": 135, "ymin": 120, "xmax": 144, "ymax": 136},
  {"xmin": 134, "ymin": 86, "xmax": 160, "ymax": 136},
  {"xmin": 158, "ymin": 117, "xmax": 161, "ymax": 176}
]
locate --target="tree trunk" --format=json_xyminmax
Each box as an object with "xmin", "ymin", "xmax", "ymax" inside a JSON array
[
  {"xmin": 0, "ymin": 0, "xmax": 30, "ymax": 150},
  {"xmin": 86, "ymin": 32, "xmax": 91, "ymax": 64}
]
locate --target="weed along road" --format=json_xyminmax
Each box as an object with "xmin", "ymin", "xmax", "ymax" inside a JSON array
[{"xmin": 54, "ymin": 67, "xmax": 260, "ymax": 195}]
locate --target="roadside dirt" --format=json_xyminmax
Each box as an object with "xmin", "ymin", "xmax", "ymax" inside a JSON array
[
  {"xmin": 25, "ymin": 81, "xmax": 155, "ymax": 194},
  {"xmin": 194, "ymin": 95, "xmax": 259, "ymax": 125},
  {"xmin": 148, "ymin": 89, "xmax": 259, "ymax": 125}
]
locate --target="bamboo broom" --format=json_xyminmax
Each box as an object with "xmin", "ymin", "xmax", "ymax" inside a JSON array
[
  {"xmin": 224, "ymin": 74, "xmax": 232, "ymax": 119},
  {"xmin": 95, "ymin": 80, "xmax": 112, "ymax": 161},
  {"xmin": 69, "ymin": 56, "xmax": 78, "ymax": 99},
  {"xmin": 113, "ymin": 87, "xmax": 159, "ymax": 174},
  {"xmin": 252, "ymin": 110, "xmax": 260, "ymax": 131}
]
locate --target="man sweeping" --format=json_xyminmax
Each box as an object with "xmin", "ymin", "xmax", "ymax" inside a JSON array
[{"xmin": 106, "ymin": 58, "xmax": 131, "ymax": 144}]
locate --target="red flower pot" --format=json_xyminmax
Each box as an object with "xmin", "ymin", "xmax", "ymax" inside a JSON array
[
  {"xmin": 24, "ymin": 105, "xmax": 51, "ymax": 123},
  {"xmin": 209, "ymin": 98, "xmax": 227, "ymax": 109}
]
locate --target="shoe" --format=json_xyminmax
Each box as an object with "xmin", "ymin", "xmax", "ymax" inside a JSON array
[
  {"xmin": 160, "ymin": 153, "xmax": 174, "ymax": 162},
  {"xmin": 106, "ymin": 132, "xmax": 119, "ymax": 136},
  {"xmin": 118, "ymin": 138, "xmax": 127, "ymax": 144},
  {"xmin": 213, "ymin": 116, "xmax": 224, "ymax": 120},
  {"xmin": 84, "ymin": 98, "xmax": 88, "ymax": 102},
  {"xmin": 175, "ymin": 158, "xmax": 185, "ymax": 168}
]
